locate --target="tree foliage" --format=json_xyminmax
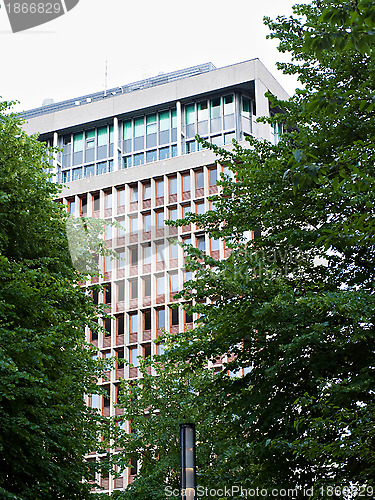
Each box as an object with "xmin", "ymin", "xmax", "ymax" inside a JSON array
[
  {"xmin": 115, "ymin": 1, "xmax": 375, "ymax": 497},
  {"xmin": 0, "ymin": 101, "xmax": 105, "ymax": 499}
]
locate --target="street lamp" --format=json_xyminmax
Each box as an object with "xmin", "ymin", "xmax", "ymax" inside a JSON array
[{"xmin": 180, "ymin": 423, "xmax": 196, "ymax": 499}]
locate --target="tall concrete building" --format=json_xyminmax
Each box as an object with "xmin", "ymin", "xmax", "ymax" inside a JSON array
[{"xmin": 22, "ymin": 59, "xmax": 288, "ymax": 494}]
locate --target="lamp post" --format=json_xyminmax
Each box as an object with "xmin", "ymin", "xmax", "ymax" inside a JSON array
[{"xmin": 180, "ymin": 423, "xmax": 196, "ymax": 499}]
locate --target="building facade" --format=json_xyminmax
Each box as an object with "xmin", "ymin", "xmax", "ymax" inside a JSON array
[{"xmin": 22, "ymin": 59, "xmax": 288, "ymax": 494}]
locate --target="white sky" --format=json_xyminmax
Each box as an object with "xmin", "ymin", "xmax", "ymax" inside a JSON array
[{"xmin": 0, "ymin": 0, "xmax": 301, "ymax": 113}]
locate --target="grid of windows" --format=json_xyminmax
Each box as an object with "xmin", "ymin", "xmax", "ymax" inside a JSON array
[
  {"xmin": 60, "ymin": 125, "xmax": 114, "ymax": 183},
  {"xmin": 57, "ymin": 93, "xmax": 254, "ymax": 184},
  {"xmin": 78, "ymin": 167, "xmax": 228, "ymax": 420},
  {"xmin": 184, "ymin": 94, "xmax": 239, "ymax": 151},
  {"xmin": 121, "ymin": 108, "xmax": 177, "ymax": 169}
]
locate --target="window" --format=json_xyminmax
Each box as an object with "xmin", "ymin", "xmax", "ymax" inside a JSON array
[
  {"xmin": 224, "ymin": 132, "xmax": 235, "ymax": 145},
  {"xmin": 156, "ymin": 179, "xmax": 164, "ymax": 198},
  {"xmin": 134, "ymin": 118, "xmax": 144, "ymax": 137},
  {"xmin": 130, "ymin": 217, "xmax": 138, "ymax": 234},
  {"xmin": 146, "ymin": 114, "xmax": 157, "ymax": 134},
  {"xmin": 157, "ymin": 308, "xmax": 165, "ymax": 329},
  {"xmin": 97, "ymin": 127, "xmax": 108, "ymax": 147},
  {"xmin": 211, "ymin": 135, "xmax": 223, "ymax": 147},
  {"xmin": 130, "ymin": 247, "xmax": 138, "ymax": 266},
  {"xmin": 117, "ymin": 346, "xmax": 125, "ymax": 366},
  {"xmin": 156, "ymin": 210, "xmax": 165, "ymax": 228},
  {"xmin": 182, "ymin": 173, "xmax": 190, "ymax": 192},
  {"xmin": 118, "ymin": 188, "xmax": 125, "ymax": 206},
  {"xmin": 117, "ymin": 316, "xmax": 124, "ymax": 336},
  {"xmin": 90, "ymin": 394, "xmax": 100, "ymax": 409},
  {"xmin": 197, "ymin": 235, "xmax": 205, "ymax": 252},
  {"xmin": 92, "ymin": 289, "xmax": 99, "ymax": 305},
  {"xmin": 134, "ymin": 153, "xmax": 144, "ymax": 166},
  {"xmin": 105, "ymin": 191, "xmax": 112, "ymax": 209},
  {"xmin": 143, "ymin": 276, "xmax": 151, "ymax": 297},
  {"xmin": 169, "ymin": 207, "xmax": 178, "ymax": 222},
  {"xmin": 159, "ymin": 110, "xmax": 170, "ymax": 145},
  {"xmin": 143, "ymin": 344, "xmax": 151, "ymax": 358},
  {"xmin": 185, "ymin": 309, "xmax": 193, "ymax": 324},
  {"xmin": 104, "ymin": 318, "xmax": 111, "ymax": 336},
  {"xmin": 73, "ymin": 132, "xmax": 83, "ymax": 152},
  {"xmin": 157, "ymin": 275, "xmax": 165, "ymax": 295},
  {"xmin": 91, "ymin": 325, "xmax": 98, "ymax": 341},
  {"xmin": 197, "ymin": 101, "xmax": 208, "ymax": 121},
  {"xmin": 131, "ymin": 185, "xmax": 138, "ymax": 203},
  {"xmin": 72, "ymin": 167, "xmax": 82, "ymax": 181},
  {"xmin": 117, "ymin": 282, "xmax": 125, "ymax": 302},
  {"xmin": 170, "ymin": 240, "xmax": 178, "ymax": 259},
  {"xmin": 134, "ymin": 118, "xmax": 144, "ymax": 151},
  {"xmin": 97, "ymin": 162, "xmax": 107, "ymax": 175},
  {"xmin": 184, "ymin": 270, "xmax": 193, "ymax": 282},
  {"xmin": 211, "ymin": 238, "xmax": 220, "ymax": 252},
  {"xmin": 195, "ymin": 170, "xmax": 204, "ymax": 189},
  {"xmin": 195, "ymin": 202, "xmax": 205, "ymax": 215},
  {"xmin": 182, "ymin": 235, "xmax": 192, "ymax": 250},
  {"xmin": 186, "ymin": 141, "xmax": 196, "ymax": 154},
  {"xmin": 143, "ymin": 244, "xmax": 151, "ymax": 265},
  {"xmin": 209, "ymin": 168, "xmax": 217, "ymax": 186},
  {"xmin": 146, "ymin": 114, "xmax": 157, "ymax": 148},
  {"xmin": 169, "ymin": 176, "xmax": 177, "ymax": 196},
  {"xmin": 146, "ymin": 150, "xmax": 157, "ymax": 163},
  {"xmin": 159, "ymin": 147, "xmax": 170, "ymax": 160},
  {"xmin": 185, "ymin": 105, "xmax": 195, "ymax": 125},
  {"xmin": 224, "ymin": 95, "xmax": 234, "ymax": 115},
  {"xmin": 103, "ymin": 386, "xmax": 110, "ymax": 407},
  {"xmin": 171, "ymin": 109, "xmax": 177, "ymax": 129},
  {"xmin": 130, "ymin": 313, "xmax": 138, "ymax": 334},
  {"xmin": 130, "ymin": 279, "xmax": 138, "ymax": 299},
  {"xmin": 117, "ymin": 251, "xmax": 125, "ymax": 269},
  {"xmin": 159, "ymin": 111, "xmax": 169, "ymax": 131},
  {"xmin": 210, "ymin": 97, "xmax": 221, "ymax": 119},
  {"xmin": 105, "ymin": 254, "xmax": 112, "ymax": 272},
  {"xmin": 156, "ymin": 242, "xmax": 165, "ymax": 262},
  {"xmin": 123, "ymin": 156, "xmax": 132, "ymax": 168},
  {"xmin": 123, "ymin": 121, "xmax": 132, "ymax": 140},
  {"xmin": 171, "ymin": 307, "xmax": 179, "ymax": 326},
  {"xmin": 143, "ymin": 213, "xmax": 151, "ymax": 232},
  {"xmin": 242, "ymin": 97, "xmax": 251, "ymax": 119},
  {"xmin": 170, "ymin": 273, "xmax": 179, "ymax": 293},
  {"xmin": 80, "ymin": 196, "xmax": 87, "ymax": 215},
  {"xmin": 143, "ymin": 183, "xmax": 151, "ymax": 200},
  {"xmin": 68, "ymin": 199, "xmax": 75, "ymax": 215},
  {"xmin": 183, "ymin": 205, "xmax": 191, "ymax": 218},
  {"xmin": 63, "ymin": 134, "xmax": 71, "ymax": 152},
  {"xmin": 86, "ymin": 129, "xmax": 95, "ymax": 149},
  {"xmin": 130, "ymin": 347, "xmax": 139, "ymax": 367},
  {"xmin": 104, "ymin": 284, "xmax": 111, "ymax": 304},
  {"xmin": 123, "ymin": 121, "xmax": 132, "ymax": 153},
  {"xmin": 85, "ymin": 165, "xmax": 95, "ymax": 177},
  {"xmin": 130, "ymin": 458, "xmax": 138, "ymax": 476},
  {"xmin": 118, "ymin": 219, "xmax": 126, "ymax": 238},
  {"xmin": 144, "ymin": 310, "xmax": 151, "ymax": 331}
]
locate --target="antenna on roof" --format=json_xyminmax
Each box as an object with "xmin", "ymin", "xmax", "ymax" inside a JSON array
[{"xmin": 104, "ymin": 60, "xmax": 108, "ymax": 97}]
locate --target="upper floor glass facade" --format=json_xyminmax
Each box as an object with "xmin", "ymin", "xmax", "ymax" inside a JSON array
[{"xmin": 56, "ymin": 92, "xmax": 255, "ymax": 184}]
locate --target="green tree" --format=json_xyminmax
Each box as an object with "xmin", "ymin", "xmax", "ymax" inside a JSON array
[
  {"xmin": 114, "ymin": 1, "xmax": 375, "ymax": 498},
  {"xmin": 0, "ymin": 101, "xmax": 105, "ymax": 499},
  {"xmin": 111, "ymin": 348, "xmax": 258, "ymax": 500}
]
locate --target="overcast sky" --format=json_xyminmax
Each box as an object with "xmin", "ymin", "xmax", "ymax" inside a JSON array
[{"xmin": 0, "ymin": 0, "xmax": 302, "ymax": 113}]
